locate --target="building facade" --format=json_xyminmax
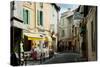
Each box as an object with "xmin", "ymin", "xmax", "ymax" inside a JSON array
[
  {"xmin": 75, "ymin": 5, "xmax": 97, "ymax": 61},
  {"xmin": 11, "ymin": 1, "xmax": 60, "ymax": 66},
  {"xmin": 58, "ymin": 10, "xmax": 74, "ymax": 51},
  {"xmin": 59, "ymin": 11, "xmax": 74, "ymax": 40}
]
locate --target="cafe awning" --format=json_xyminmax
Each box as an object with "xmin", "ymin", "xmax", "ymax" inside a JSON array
[{"xmin": 24, "ymin": 33, "xmax": 45, "ymax": 40}]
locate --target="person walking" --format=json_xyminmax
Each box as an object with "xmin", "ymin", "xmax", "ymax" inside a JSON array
[
  {"xmin": 20, "ymin": 40, "xmax": 24, "ymax": 65},
  {"xmin": 31, "ymin": 41, "xmax": 37, "ymax": 60}
]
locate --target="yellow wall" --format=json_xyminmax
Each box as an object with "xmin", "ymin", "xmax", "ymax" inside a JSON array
[
  {"xmin": 35, "ymin": 3, "xmax": 52, "ymax": 35},
  {"xmin": 23, "ymin": 2, "xmax": 36, "ymax": 32}
]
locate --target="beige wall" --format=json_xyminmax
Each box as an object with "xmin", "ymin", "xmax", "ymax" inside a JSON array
[
  {"xmin": 13, "ymin": 1, "xmax": 23, "ymax": 20},
  {"xmin": 43, "ymin": 3, "xmax": 51, "ymax": 33},
  {"xmin": 23, "ymin": 2, "xmax": 36, "ymax": 32},
  {"xmin": 59, "ymin": 12, "xmax": 73, "ymax": 40},
  {"xmin": 35, "ymin": 3, "xmax": 52, "ymax": 35},
  {"xmin": 87, "ymin": 19, "xmax": 92, "ymax": 60},
  {"xmin": 21, "ymin": 2, "xmax": 58, "ymax": 34},
  {"xmin": 86, "ymin": 7, "xmax": 96, "ymax": 61},
  {"xmin": 14, "ymin": 2, "xmax": 59, "ymax": 51}
]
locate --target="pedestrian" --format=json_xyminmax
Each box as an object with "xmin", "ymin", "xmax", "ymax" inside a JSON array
[
  {"xmin": 58, "ymin": 41, "xmax": 61, "ymax": 52},
  {"xmin": 31, "ymin": 41, "xmax": 37, "ymax": 60},
  {"xmin": 31, "ymin": 47, "xmax": 37, "ymax": 60},
  {"xmin": 11, "ymin": 40, "xmax": 20, "ymax": 66},
  {"xmin": 59, "ymin": 41, "xmax": 61, "ymax": 52},
  {"xmin": 81, "ymin": 42, "xmax": 87, "ymax": 59},
  {"xmin": 20, "ymin": 40, "xmax": 24, "ymax": 65},
  {"xmin": 66, "ymin": 42, "xmax": 69, "ymax": 51},
  {"xmin": 60, "ymin": 41, "xmax": 62, "ymax": 52}
]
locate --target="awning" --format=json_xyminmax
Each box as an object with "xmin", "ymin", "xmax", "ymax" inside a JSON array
[
  {"xmin": 45, "ymin": 35, "xmax": 52, "ymax": 42},
  {"xmin": 28, "ymin": 37, "xmax": 44, "ymax": 40},
  {"xmin": 24, "ymin": 33, "xmax": 45, "ymax": 40}
]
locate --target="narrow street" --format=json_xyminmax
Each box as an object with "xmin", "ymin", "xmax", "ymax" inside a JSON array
[
  {"xmin": 26, "ymin": 52, "xmax": 83, "ymax": 65},
  {"xmin": 10, "ymin": 1, "xmax": 97, "ymax": 66},
  {"xmin": 43, "ymin": 52, "xmax": 81, "ymax": 64}
]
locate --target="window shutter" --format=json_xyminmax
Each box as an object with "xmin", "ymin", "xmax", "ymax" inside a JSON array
[
  {"xmin": 28, "ymin": 10, "xmax": 30, "ymax": 24},
  {"xmin": 37, "ymin": 10, "xmax": 40, "ymax": 25},
  {"xmin": 26, "ymin": 10, "xmax": 28, "ymax": 24},
  {"xmin": 23, "ymin": 9, "xmax": 27, "ymax": 24},
  {"xmin": 40, "ymin": 11, "xmax": 43, "ymax": 26},
  {"xmin": 23, "ymin": 8, "xmax": 30, "ymax": 24},
  {"xmin": 23, "ymin": 8, "xmax": 25, "ymax": 24}
]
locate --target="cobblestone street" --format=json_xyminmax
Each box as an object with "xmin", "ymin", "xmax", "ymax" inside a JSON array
[{"xmin": 26, "ymin": 52, "xmax": 85, "ymax": 65}]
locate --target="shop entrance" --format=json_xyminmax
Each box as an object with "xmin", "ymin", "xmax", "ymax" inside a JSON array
[
  {"xmin": 23, "ymin": 35, "xmax": 31, "ymax": 51},
  {"xmin": 11, "ymin": 27, "xmax": 22, "ymax": 65}
]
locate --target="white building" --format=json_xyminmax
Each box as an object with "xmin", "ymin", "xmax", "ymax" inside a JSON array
[{"xmin": 58, "ymin": 10, "xmax": 74, "ymax": 40}]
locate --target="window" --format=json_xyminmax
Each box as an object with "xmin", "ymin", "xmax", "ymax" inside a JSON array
[
  {"xmin": 40, "ymin": 11, "xmax": 43, "ymax": 26},
  {"xmin": 72, "ymin": 25, "xmax": 74, "ymax": 33},
  {"xmin": 62, "ymin": 19, "xmax": 64, "ymax": 25},
  {"xmin": 23, "ymin": 9, "xmax": 30, "ymax": 24},
  {"xmin": 62, "ymin": 30, "xmax": 65, "ymax": 37},
  {"xmin": 50, "ymin": 24, "xmax": 54, "ymax": 32},
  {"xmin": 37, "ymin": 10, "xmax": 43, "ymax": 26},
  {"xmin": 37, "ymin": 10, "xmax": 40, "ymax": 25}
]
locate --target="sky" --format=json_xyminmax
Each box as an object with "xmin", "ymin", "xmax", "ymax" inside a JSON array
[{"xmin": 59, "ymin": 4, "xmax": 79, "ymax": 14}]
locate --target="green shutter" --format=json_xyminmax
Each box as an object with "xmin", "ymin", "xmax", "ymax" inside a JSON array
[
  {"xmin": 20, "ymin": 9, "xmax": 23, "ymax": 21},
  {"xmin": 26, "ymin": 10, "xmax": 28, "ymax": 24},
  {"xmin": 62, "ymin": 30, "xmax": 65, "ymax": 37},
  {"xmin": 23, "ymin": 9, "xmax": 25, "ymax": 24},
  {"xmin": 37, "ymin": 10, "xmax": 43, "ymax": 26},
  {"xmin": 37, "ymin": 10, "xmax": 40, "ymax": 25},
  {"xmin": 40, "ymin": 11, "xmax": 43, "ymax": 26},
  {"xmin": 23, "ymin": 8, "xmax": 30, "ymax": 24},
  {"xmin": 23, "ymin": 9, "xmax": 27, "ymax": 24},
  {"xmin": 28, "ymin": 11, "xmax": 30, "ymax": 24}
]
